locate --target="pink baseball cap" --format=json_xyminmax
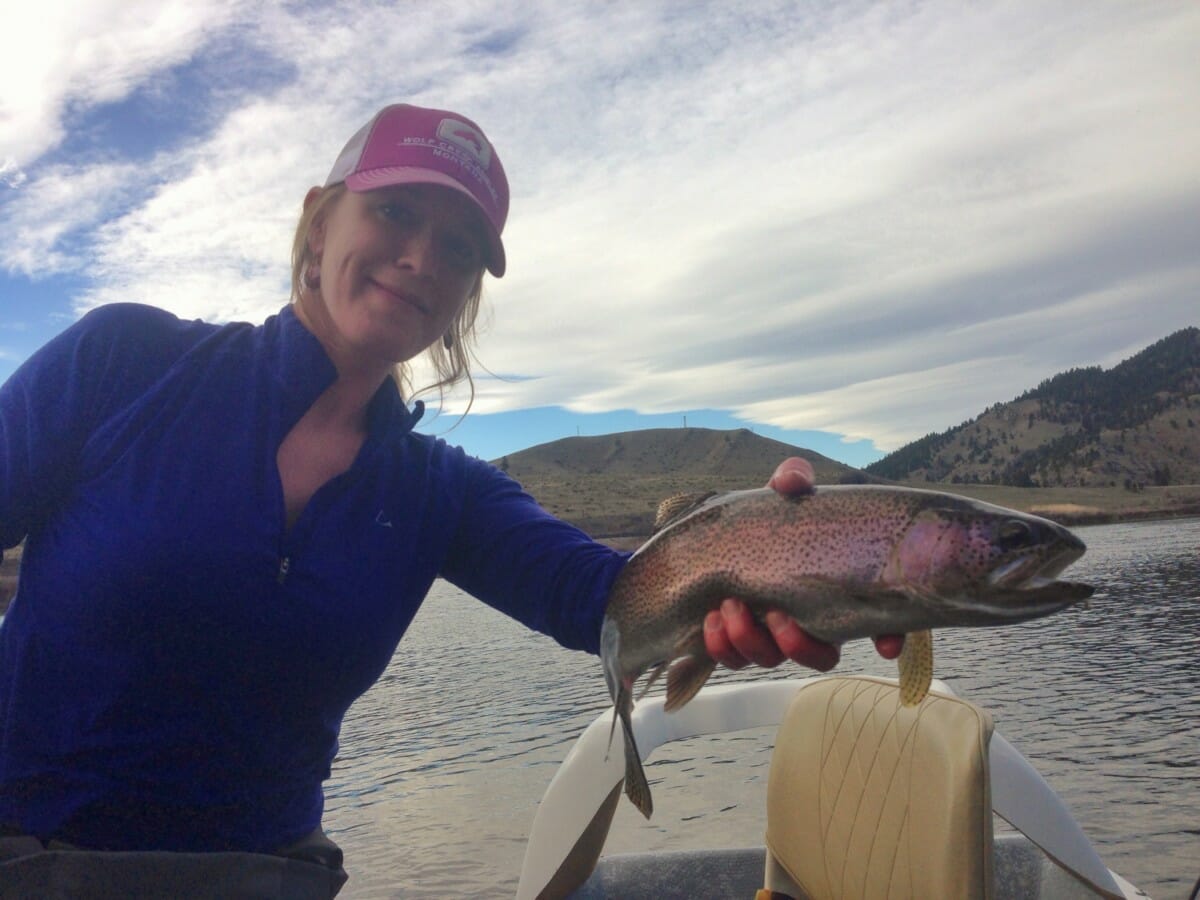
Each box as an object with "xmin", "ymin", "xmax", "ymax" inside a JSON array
[{"xmin": 325, "ymin": 103, "xmax": 509, "ymax": 277}]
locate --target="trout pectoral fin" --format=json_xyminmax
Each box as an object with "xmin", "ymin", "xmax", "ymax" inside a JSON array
[
  {"xmin": 898, "ymin": 629, "xmax": 934, "ymax": 706},
  {"xmin": 664, "ymin": 655, "xmax": 717, "ymax": 712}
]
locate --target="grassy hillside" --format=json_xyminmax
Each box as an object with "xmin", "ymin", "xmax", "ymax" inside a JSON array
[
  {"xmin": 866, "ymin": 327, "xmax": 1200, "ymax": 488},
  {"xmin": 492, "ymin": 427, "xmax": 885, "ymax": 541}
]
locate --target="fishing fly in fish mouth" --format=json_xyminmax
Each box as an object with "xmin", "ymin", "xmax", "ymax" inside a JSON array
[{"xmin": 601, "ymin": 484, "xmax": 1094, "ymax": 818}]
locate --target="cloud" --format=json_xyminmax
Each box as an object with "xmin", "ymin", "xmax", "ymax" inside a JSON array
[
  {"xmin": 1, "ymin": 0, "xmax": 1197, "ymax": 454},
  {"xmin": 0, "ymin": 0, "xmax": 240, "ymax": 165},
  {"xmin": 0, "ymin": 159, "xmax": 25, "ymax": 189},
  {"xmin": 0, "ymin": 160, "xmax": 142, "ymax": 276},
  {"xmin": 455, "ymin": 0, "xmax": 1200, "ymax": 447}
]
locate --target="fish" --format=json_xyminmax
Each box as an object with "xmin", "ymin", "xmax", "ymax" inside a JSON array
[{"xmin": 600, "ymin": 484, "xmax": 1094, "ymax": 818}]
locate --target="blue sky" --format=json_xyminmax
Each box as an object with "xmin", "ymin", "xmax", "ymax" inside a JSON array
[{"xmin": 2, "ymin": 1, "xmax": 1197, "ymax": 468}]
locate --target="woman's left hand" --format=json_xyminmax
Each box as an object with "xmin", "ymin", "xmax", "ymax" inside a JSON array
[{"xmin": 702, "ymin": 457, "xmax": 905, "ymax": 672}]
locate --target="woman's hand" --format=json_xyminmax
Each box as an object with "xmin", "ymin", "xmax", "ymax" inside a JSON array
[{"xmin": 702, "ymin": 457, "xmax": 904, "ymax": 672}]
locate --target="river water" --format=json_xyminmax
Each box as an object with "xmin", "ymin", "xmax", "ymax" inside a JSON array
[{"xmin": 325, "ymin": 518, "xmax": 1200, "ymax": 899}]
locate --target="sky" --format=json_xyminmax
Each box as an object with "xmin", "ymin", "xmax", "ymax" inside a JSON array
[{"xmin": 1, "ymin": 1, "xmax": 1197, "ymax": 468}]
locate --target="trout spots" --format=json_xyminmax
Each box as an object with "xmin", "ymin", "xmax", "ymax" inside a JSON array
[{"xmin": 601, "ymin": 484, "xmax": 1091, "ymax": 818}]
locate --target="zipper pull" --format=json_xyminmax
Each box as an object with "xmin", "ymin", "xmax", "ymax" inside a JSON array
[{"xmin": 277, "ymin": 556, "xmax": 291, "ymax": 584}]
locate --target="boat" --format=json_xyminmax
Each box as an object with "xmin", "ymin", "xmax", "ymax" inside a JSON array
[{"xmin": 517, "ymin": 675, "xmax": 1149, "ymax": 899}]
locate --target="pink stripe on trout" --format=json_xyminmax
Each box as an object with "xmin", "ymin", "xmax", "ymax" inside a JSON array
[{"xmin": 601, "ymin": 485, "xmax": 1094, "ymax": 818}]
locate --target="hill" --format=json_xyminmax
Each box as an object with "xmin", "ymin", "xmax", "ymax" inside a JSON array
[
  {"xmin": 865, "ymin": 327, "xmax": 1200, "ymax": 489},
  {"xmin": 492, "ymin": 427, "xmax": 881, "ymax": 541}
]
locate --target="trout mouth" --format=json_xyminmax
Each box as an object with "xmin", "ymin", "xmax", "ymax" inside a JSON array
[
  {"xmin": 962, "ymin": 579, "xmax": 1095, "ymax": 623},
  {"xmin": 985, "ymin": 544, "xmax": 1084, "ymax": 591},
  {"xmin": 969, "ymin": 566, "xmax": 1094, "ymax": 624},
  {"xmin": 974, "ymin": 544, "xmax": 1094, "ymax": 619}
]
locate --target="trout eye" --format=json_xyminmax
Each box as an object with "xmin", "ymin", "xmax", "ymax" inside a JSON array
[{"xmin": 997, "ymin": 519, "xmax": 1036, "ymax": 551}]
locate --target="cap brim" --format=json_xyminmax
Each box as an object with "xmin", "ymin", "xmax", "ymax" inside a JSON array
[{"xmin": 344, "ymin": 167, "xmax": 506, "ymax": 277}]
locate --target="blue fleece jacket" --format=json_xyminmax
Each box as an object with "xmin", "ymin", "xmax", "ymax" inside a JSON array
[{"xmin": 0, "ymin": 303, "xmax": 626, "ymax": 852}]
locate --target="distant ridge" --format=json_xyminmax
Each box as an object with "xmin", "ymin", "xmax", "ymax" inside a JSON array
[
  {"xmin": 492, "ymin": 426, "xmax": 876, "ymax": 483},
  {"xmin": 491, "ymin": 427, "xmax": 883, "ymax": 542},
  {"xmin": 865, "ymin": 327, "xmax": 1200, "ymax": 488}
]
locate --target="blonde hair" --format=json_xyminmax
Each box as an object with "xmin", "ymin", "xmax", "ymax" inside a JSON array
[{"xmin": 289, "ymin": 184, "xmax": 486, "ymax": 412}]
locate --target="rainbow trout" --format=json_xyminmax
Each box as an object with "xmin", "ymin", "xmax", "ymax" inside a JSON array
[{"xmin": 601, "ymin": 485, "xmax": 1094, "ymax": 818}]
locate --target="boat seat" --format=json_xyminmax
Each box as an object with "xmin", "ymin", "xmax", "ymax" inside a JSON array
[
  {"xmin": 521, "ymin": 677, "xmax": 1128, "ymax": 900},
  {"xmin": 763, "ymin": 676, "xmax": 994, "ymax": 900}
]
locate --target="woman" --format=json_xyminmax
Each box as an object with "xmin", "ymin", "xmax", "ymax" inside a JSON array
[{"xmin": 0, "ymin": 103, "xmax": 898, "ymax": 896}]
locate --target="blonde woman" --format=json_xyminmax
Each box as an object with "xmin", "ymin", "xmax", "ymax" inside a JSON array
[{"xmin": 0, "ymin": 103, "xmax": 898, "ymax": 896}]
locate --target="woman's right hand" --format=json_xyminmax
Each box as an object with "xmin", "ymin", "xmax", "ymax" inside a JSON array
[{"xmin": 702, "ymin": 457, "xmax": 905, "ymax": 672}]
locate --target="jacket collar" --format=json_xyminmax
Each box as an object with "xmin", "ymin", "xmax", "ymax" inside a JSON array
[{"xmin": 268, "ymin": 304, "xmax": 424, "ymax": 439}]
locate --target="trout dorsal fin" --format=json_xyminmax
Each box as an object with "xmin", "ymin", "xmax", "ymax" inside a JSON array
[{"xmin": 653, "ymin": 492, "xmax": 717, "ymax": 531}]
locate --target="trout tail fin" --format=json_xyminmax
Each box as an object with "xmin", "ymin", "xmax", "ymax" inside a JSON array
[
  {"xmin": 618, "ymin": 682, "xmax": 654, "ymax": 819},
  {"xmin": 601, "ymin": 617, "xmax": 654, "ymax": 818}
]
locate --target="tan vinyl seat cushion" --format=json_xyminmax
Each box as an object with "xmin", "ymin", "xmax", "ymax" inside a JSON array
[{"xmin": 764, "ymin": 677, "xmax": 995, "ymax": 900}]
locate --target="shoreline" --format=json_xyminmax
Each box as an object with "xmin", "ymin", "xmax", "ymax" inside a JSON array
[{"xmin": 1033, "ymin": 504, "xmax": 1200, "ymax": 527}]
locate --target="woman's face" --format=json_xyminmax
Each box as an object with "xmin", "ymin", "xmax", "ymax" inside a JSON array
[{"xmin": 304, "ymin": 183, "xmax": 484, "ymax": 372}]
